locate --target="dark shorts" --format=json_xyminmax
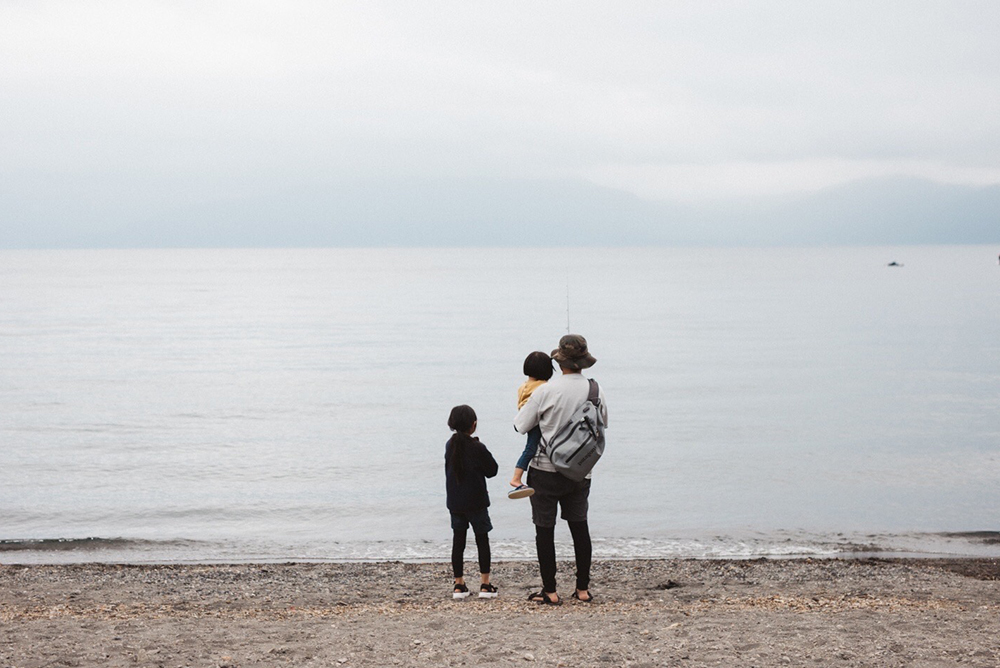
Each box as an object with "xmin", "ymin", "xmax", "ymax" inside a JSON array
[
  {"xmin": 527, "ymin": 469, "xmax": 591, "ymax": 528},
  {"xmin": 450, "ymin": 507, "xmax": 493, "ymax": 534}
]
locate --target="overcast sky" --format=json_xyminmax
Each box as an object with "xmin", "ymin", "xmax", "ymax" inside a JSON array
[{"xmin": 2, "ymin": 1, "xmax": 999, "ymax": 246}]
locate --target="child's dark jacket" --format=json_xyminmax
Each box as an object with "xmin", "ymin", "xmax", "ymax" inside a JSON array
[{"xmin": 445, "ymin": 435, "xmax": 498, "ymax": 513}]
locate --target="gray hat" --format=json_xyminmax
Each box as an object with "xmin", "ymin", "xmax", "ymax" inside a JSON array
[{"xmin": 551, "ymin": 334, "xmax": 596, "ymax": 370}]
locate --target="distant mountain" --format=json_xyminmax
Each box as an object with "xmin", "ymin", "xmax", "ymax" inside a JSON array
[
  {"xmin": 2, "ymin": 175, "xmax": 997, "ymax": 248},
  {"xmin": 738, "ymin": 177, "xmax": 1000, "ymax": 245},
  {"xmin": 1, "ymin": 176, "xmax": 702, "ymax": 248}
]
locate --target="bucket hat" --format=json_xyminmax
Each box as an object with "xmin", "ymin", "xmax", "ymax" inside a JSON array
[{"xmin": 551, "ymin": 334, "xmax": 596, "ymax": 370}]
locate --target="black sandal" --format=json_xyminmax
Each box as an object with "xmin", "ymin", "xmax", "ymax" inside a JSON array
[
  {"xmin": 572, "ymin": 590, "xmax": 595, "ymax": 603},
  {"xmin": 528, "ymin": 591, "xmax": 562, "ymax": 605}
]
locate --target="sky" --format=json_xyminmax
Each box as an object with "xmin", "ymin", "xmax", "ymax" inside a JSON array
[{"xmin": 2, "ymin": 1, "xmax": 999, "ymax": 247}]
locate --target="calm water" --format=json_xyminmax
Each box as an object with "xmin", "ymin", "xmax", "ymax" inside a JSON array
[{"xmin": 2, "ymin": 246, "xmax": 999, "ymax": 563}]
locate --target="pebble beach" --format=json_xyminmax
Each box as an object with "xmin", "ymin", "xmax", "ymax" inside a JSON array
[{"xmin": 3, "ymin": 558, "xmax": 999, "ymax": 667}]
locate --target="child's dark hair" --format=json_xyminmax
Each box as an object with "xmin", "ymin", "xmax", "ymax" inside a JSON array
[
  {"xmin": 523, "ymin": 351, "xmax": 554, "ymax": 380},
  {"xmin": 448, "ymin": 405, "xmax": 477, "ymax": 434},
  {"xmin": 447, "ymin": 405, "xmax": 477, "ymax": 482}
]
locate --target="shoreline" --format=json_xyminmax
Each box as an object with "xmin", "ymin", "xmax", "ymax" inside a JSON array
[
  {"xmin": 3, "ymin": 558, "xmax": 999, "ymax": 666},
  {"xmin": 3, "ymin": 552, "xmax": 1000, "ymax": 567},
  {"xmin": 3, "ymin": 529, "xmax": 999, "ymax": 565}
]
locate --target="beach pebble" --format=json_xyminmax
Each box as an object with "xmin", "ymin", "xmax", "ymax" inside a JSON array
[{"xmin": 3, "ymin": 559, "xmax": 998, "ymax": 668}]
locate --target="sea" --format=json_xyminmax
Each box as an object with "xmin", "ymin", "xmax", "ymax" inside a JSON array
[{"xmin": 1, "ymin": 246, "xmax": 999, "ymax": 564}]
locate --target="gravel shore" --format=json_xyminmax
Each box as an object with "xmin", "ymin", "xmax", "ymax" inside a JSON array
[{"xmin": 2, "ymin": 558, "xmax": 999, "ymax": 667}]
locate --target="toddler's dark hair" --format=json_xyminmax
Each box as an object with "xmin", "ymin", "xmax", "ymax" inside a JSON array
[
  {"xmin": 448, "ymin": 404, "xmax": 477, "ymax": 434},
  {"xmin": 523, "ymin": 351, "xmax": 554, "ymax": 380}
]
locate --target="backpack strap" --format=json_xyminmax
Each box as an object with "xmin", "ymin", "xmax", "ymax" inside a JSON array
[{"xmin": 587, "ymin": 378, "xmax": 600, "ymax": 407}]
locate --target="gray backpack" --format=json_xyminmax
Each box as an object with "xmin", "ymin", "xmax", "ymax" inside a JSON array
[{"xmin": 540, "ymin": 379, "xmax": 605, "ymax": 481}]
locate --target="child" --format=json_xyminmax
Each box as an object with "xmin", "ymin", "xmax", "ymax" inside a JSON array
[
  {"xmin": 508, "ymin": 351, "xmax": 554, "ymax": 499},
  {"xmin": 445, "ymin": 404, "xmax": 499, "ymax": 599}
]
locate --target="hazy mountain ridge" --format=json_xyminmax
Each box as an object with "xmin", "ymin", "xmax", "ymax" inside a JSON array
[
  {"xmin": 2, "ymin": 176, "xmax": 997, "ymax": 248},
  {"xmin": 744, "ymin": 177, "xmax": 1000, "ymax": 245}
]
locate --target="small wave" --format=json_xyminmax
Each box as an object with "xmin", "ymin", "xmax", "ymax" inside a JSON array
[
  {"xmin": 170, "ymin": 413, "xmax": 264, "ymax": 421},
  {"xmin": 0, "ymin": 537, "xmax": 199, "ymax": 553},
  {"xmin": 3, "ymin": 532, "xmax": 998, "ymax": 563},
  {"xmin": 941, "ymin": 531, "xmax": 1000, "ymax": 545}
]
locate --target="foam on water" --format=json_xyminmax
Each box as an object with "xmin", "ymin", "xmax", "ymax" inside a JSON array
[{"xmin": 2, "ymin": 532, "xmax": 999, "ymax": 565}]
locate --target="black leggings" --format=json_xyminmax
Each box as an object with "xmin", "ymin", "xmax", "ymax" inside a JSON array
[
  {"xmin": 452, "ymin": 530, "xmax": 491, "ymax": 579},
  {"xmin": 535, "ymin": 520, "xmax": 592, "ymax": 593}
]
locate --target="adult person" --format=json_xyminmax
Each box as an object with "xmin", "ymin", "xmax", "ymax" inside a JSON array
[{"xmin": 513, "ymin": 334, "xmax": 609, "ymax": 604}]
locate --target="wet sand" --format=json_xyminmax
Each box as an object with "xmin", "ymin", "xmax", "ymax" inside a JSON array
[{"xmin": 2, "ymin": 558, "xmax": 999, "ymax": 667}]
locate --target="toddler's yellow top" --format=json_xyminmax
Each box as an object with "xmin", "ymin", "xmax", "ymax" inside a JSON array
[{"xmin": 517, "ymin": 378, "xmax": 547, "ymax": 409}]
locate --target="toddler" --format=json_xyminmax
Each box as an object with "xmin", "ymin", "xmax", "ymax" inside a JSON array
[{"xmin": 508, "ymin": 351, "xmax": 554, "ymax": 499}]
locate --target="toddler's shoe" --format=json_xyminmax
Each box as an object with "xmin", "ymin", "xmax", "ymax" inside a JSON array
[
  {"xmin": 508, "ymin": 484, "xmax": 534, "ymax": 500},
  {"xmin": 453, "ymin": 583, "xmax": 470, "ymax": 600},
  {"xmin": 479, "ymin": 583, "xmax": 499, "ymax": 599}
]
